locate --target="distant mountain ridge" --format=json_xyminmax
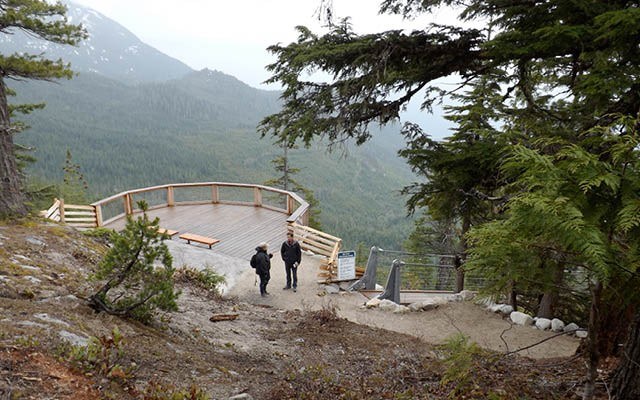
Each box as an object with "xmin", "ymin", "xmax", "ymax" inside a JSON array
[
  {"xmin": 0, "ymin": 1, "xmax": 193, "ymax": 83},
  {"xmin": 6, "ymin": 1, "xmax": 416, "ymax": 249}
]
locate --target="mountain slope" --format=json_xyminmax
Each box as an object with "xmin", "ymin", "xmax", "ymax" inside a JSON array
[
  {"xmin": 6, "ymin": 1, "xmax": 416, "ymax": 249},
  {"xmin": 13, "ymin": 70, "xmax": 415, "ymax": 248},
  {"xmin": 0, "ymin": 1, "xmax": 193, "ymax": 83}
]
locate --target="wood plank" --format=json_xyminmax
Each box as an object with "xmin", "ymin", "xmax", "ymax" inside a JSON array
[
  {"xmin": 65, "ymin": 204, "xmax": 96, "ymax": 211},
  {"xmin": 103, "ymin": 203, "xmax": 289, "ymax": 260},
  {"xmin": 179, "ymin": 232, "xmax": 220, "ymax": 249},
  {"xmin": 63, "ymin": 211, "xmax": 96, "ymax": 216},
  {"xmin": 65, "ymin": 217, "xmax": 97, "ymax": 223}
]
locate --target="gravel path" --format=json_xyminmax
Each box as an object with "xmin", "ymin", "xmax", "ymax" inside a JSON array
[{"xmin": 221, "ymin": 250, "xmax": 581, "ymax": 359}]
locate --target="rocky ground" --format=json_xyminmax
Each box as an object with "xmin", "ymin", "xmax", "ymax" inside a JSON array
[{"xmin": 0, "ymin": 220, "xmax": 614, "ymax": 399}]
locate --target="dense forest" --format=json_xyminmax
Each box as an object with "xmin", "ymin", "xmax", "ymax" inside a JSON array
[{"xmin": 12, "ymin": 70, "xmax": 416, "ymax": 249}]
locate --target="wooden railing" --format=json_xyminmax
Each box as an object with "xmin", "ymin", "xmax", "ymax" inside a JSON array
[
  {"xmin": 39, "ymin": 198, "xmax": 98, "ymax": 228},
  {"xmin": 287, "ymin": 222, "xmax": 343, "ymax": 282},
  {"xmin": 90, "ymin": 182, "xmax": 310, "ymax": 228},
  {"xmin": 42, "ymin": 182, "xmax": 348, "ymax": 281}
]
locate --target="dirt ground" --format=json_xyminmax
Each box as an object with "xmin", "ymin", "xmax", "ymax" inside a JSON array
[
  {"xmin": 0, "ymin": 221, "xmax": 611, "ymax": 399},
  {"xmin": 228, "ymin": 251, "xmax": 579, "ymax": 359}
]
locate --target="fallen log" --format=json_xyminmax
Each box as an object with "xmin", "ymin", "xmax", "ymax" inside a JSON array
[{"xmin": 209, "ymin": 313, "xmax": 239, "ymax": 322}]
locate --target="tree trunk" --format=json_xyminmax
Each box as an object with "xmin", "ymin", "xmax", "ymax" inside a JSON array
[
  {"xmin": 611, "ymin": 307, "xmax": 640, "ymax": 400},
  {"xmin": 454, "ymin": 255, "xmax": 464, "ymax": 293},
  {"xmin": 582, "ymin": 280, "xmax": 602, "ymax": 400},
  {"xmin": 0, "ymin": 76, "xmax": 27, "ymax": 216},
  {"xmin": 508, "ymin": 280, "xmax": 518, "ymax": 311},
  {"xmin": 537, "ymin": 262, "xmax": 564, "ymax": 318},
  {"xmin": 455, "ymin": 215, "xmax": 471, "ymax": 293}
]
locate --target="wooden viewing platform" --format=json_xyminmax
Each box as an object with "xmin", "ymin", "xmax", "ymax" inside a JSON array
[
  {"xmin": 43, "ymin": 182, "xmax": 343, "ymax": 268},
  {"xmin": 104, "ymin": 202, "xmax": 289, "ymax": 260}
]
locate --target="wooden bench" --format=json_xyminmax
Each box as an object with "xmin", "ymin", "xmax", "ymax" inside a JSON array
[
  {"xmin": 179, "ymin": 233, "xmax": 220, "ymax": 249},
  {"xmin": 158, "ymin": 228, "xmax": 179, "ymax": 237}
]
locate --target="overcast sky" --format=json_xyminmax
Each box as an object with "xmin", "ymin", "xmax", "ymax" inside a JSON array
[{"xmin": 71, "ymin": 0, "xmax": 458, "ymax": 90}]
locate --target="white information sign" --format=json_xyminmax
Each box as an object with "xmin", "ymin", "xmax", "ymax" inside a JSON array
[{"xmin": 337, "ymin": 251, "xmax": 356, "ymax": 281}]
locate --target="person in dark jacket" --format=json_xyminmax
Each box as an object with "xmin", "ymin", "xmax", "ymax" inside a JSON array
[
  {"xmin": 280, "ymin": 232, "xmax": 302, "ymax": 292},
  {"xmin": 254, "ymin": 242, "xmax": 273, "ymax": 297}
]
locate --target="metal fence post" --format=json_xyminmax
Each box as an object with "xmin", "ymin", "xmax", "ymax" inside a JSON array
[
  {"xmin": 378, "ymin": 259, "xmax": 403, "ymax": 304},
  {"xmin": 348, "ymin": 246, "xmax": 379, "ymax": 291}
]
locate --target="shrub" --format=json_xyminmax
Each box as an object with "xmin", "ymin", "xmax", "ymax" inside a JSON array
[
  {"xmin": 174, "ymin": 266, "xmax": 226, "ymax": 297},
  {"xmin": 88, "ymin": 201, "xmax": 179, "ymax": 323},
  {"xmin": 64, "ymin": 326, "xmax": 134, "ymax": 381}
]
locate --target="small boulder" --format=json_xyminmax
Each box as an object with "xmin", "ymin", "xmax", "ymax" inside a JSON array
[
  {"xmin": 499, "ymin": 305, "xmax": 514, "ymax": 315},
  {"xmin": 228, "ymin": 394, "xmax": 253, "ymax": 400},
  {"xmin": 551, "ymin": 318, "xmax": 565, "ymax": 332},
  {"xmin": 459, "ymin": 290, "xmax": 476, "ymax": 301},
  {"xmin": 576, "ymin": 330, "xmax": 588, "ymax": 339},
  {"xmin": 510, "ymin": 311, "xmax": 534, "ymax": 326},
  {"xmin": 365, "ymin": 298, "xmax": 381, "ymax": 308},
  {"xmin": 490, "ymin": 304, "xmax": 513, "ymax": 315},
  {"xmin": 420, "ymin": 299, "xmax": 440, "ymax": 311},
  {"xmin": 535, "ymin": 318, "xmax": 552, "ymax": 330},
  {"xmin": 324, "ymin": 284, "xmax": 340, "ymax": 294},
  {"xmin": 564, "ymin": 322, "xmax": 580, "ymax": 335},
  {"xmin": 393, "ymin": 305, "xmax": 411, "ymax": 314},
  {"xmin": 378, "ymin": 299, "xmax": 399, "ymax": 311}
]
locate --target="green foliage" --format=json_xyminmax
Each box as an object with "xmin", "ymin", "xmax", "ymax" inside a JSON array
[
  {"xmin": 14, "ymin": 71, "xmax": 414, "ymax": 249},
  {"xmin": 64, "ymin": 326, "xmax": 133, "ymax": 380},
  {"xmin": 265, "ymin": 144, "xmax": 323, "ymax": 230},
  {"xmin": 14, "ymin": 335, "xmax": 39, "ymax": 348},
  {"xmin": 404, "ymin": 213, "xmax": 461, "ymax": 255},
  {"xmin": 259, "ymin": 21, "xmax": 482, "ymax": 146},
  {"xmin": 82, "ymin": 226, "xmax": 115, "ymax": 241},
  {"xmin": 89, "ymin": 201, "xmax": 179, "ymax": 323},
  {"xmin": 467, "ymin": 115, "xmax": 640, "ymax": 322},
  {"xmin": 0, "ymin": 0, "xmax": 86, "ymax": 216},
  {"xmin": 258, "ymin": 2, "xmax": 640, "ymax": 393},
  {"xmin": 174, "ymin": 266, "xmax": 226, "ymax": 297},
  {"xmin": 59, "ymin": 149, "xmax": 89, "ymax": 204},
  {"xmin": 438, "ymin": 333, "xmax": 487, "ymax": 398},
  {"xmin": 141, "ymin": 381, "xmax": 210, "ymax": 400}
]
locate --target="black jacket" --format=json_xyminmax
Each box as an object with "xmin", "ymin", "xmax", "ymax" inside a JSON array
[
  {"xmin": 254, "ymin": 248, "xmax": 272, "ymax": 275},
  {"xmin": 280, "ymin": 240, "xmax": 301, "ymax": 265}
]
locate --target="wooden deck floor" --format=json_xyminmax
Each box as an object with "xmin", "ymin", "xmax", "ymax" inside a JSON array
[{"xmin": 103, "ymin": 204, "xmax": 290, "ymax": 260}]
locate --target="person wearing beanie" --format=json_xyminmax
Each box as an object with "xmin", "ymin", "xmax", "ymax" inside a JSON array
[{"xmin": 252, "ymin": 242, "xmax": 273, "ymax": 297}]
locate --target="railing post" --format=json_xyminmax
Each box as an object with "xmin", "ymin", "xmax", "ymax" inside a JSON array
[
  {"xmin": 124, "ymin": 194, "xmax": 133, "ymax": 215},
  {"xmin": 94, "ymin": 205, "xmax": 103, "ymax": 227},
  {"xmin": 167, "ymin": 186, "xmax": 175, "ymax": 207},
  {"xmin": 211, "ymin": 184, "xmax": 219, "ymax": 204},
  {"xmin": 287, "ymin": 195, "xmax": 295, "ymax": 215},
  {"xmin": 59, "ymin": 198, "xmax": 65, "ymax": 224},
  {"xmin": 254, "ymin": 187, "xmax": 262, "ymax": 207}
]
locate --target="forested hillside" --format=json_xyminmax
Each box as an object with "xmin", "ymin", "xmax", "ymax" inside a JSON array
[{"xmin": 12, "ymin": 70, "xmax": 415, "ymax": 249}]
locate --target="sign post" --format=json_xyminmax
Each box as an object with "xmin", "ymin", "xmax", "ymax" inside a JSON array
[{"xmin": 337, "ymin": 251, "xmax": 356, "ymax": 281}]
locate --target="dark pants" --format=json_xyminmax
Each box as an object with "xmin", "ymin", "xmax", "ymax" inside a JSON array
[
  {"xmin": 259, "ymin": 272, "xmax": 270, "ymax": 296},
  {"xmin": 285, "ymin": 263, "xmax": 298, "ymax": 289}
]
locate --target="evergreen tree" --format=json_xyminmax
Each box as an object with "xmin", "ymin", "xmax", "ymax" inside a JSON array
[
  {"xmin": 60, "ymin": 149, "xmax": 89, "ymax": 204},
  {"xmin": 399, "ymin": 74, "xmax": 506, "ymax": 291},
  {"xmin": 89, "ymin": 201, "xmax": 179, "ymax": 323},
  {"xmin": 265, "ymin": 143, "xmax": 322, "ymax": 229},
  {"xmin": 0, "ymin": 0, "xmax": 86, "ymax": 216},
  {"xmin": 259, "ymin": 1, "xmax": 640, "ymax": 397}
]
